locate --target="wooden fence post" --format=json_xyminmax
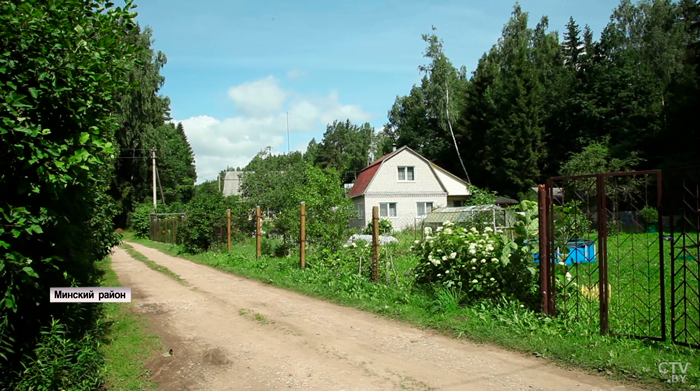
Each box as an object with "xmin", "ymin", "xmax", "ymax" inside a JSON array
[
  {"xmin": 179, "ymin": 216, "xmax": 184, "ymax": 245},
  {"xmin": 227, "ymin": 208, "xmax": 232, "ymax": 253},
  {"xmin": 256, "ymin": 206, "xmax": 261, "ymax": 259},
  {"xmin": 300, "ymin": 202, "xmax": 306, "ymax": 269},
  {"xmin": 371, "ymin": 206, "xmax": 379, "ymax": 282}
]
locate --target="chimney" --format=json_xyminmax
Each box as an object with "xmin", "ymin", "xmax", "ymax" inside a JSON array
[{"xmin": 392, "ymin": 143, "xmax": 397, "ymax": 152}]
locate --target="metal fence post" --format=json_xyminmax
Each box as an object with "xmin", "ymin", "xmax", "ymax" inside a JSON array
[
  {"xmin": 596, "ymin": 174, "xmax": 610, "ymax": 335},
  {"xmin": 371, "ymin": 206, "xmax": 379, "ymax": 282},
  {"xmin": 546, "ymin": 179, "xmax": 557, "ymax": 316},
  {"xmin": 538, "ymin": 184, "xmax": 551, "ymax": 315},
  {"xmin": 300, "ymin": 202, "xmax": 306, "ymax": 269}
]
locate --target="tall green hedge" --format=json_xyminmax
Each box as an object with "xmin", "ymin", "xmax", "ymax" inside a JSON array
[{"xmin": 0, "ymin": 0, "xmax": 142, "ymax": 386}]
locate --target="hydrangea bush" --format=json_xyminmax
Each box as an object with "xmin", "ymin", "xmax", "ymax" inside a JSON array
[{"xmin": 412, "ymin": 221, "xmax": 537, "ymax": 303}]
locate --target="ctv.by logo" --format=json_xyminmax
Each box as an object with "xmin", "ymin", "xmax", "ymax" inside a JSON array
[{"xmin": 658, "ymin": 362, "xmax": 690, "ymax": 383}]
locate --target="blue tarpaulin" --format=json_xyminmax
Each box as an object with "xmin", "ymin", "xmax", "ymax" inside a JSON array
[{"xmin": 527, "ymin": 239, "xmax": 597, "ymax": 265}]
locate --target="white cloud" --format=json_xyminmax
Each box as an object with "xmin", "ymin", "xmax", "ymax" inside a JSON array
[
  {"xmin": 286, "ymin": 69, "xmax": 306, "ymax": 79},
  {"xmin": 227, "ymin": 76, "xmax": 287, "ymax": 117},
  {"xmin": 176, "ymin": 76, "xmax": 373, "ymax": 183}
]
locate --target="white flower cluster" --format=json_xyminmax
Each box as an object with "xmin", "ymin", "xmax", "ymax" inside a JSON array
[{"xmin": 415, "ymin": 223, "xmax": 510, "ymax": 276}]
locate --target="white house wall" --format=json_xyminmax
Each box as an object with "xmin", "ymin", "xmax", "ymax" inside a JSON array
[
  {"xmin": 222, "ymin": 171, "xmax": 243, "ymax": 197},
  {"xmin": 434, "ymin": 168, "xmax": 471, "ymax": 196},
  {"xmin": 366, "ymin": 150, "xmax": 445, "ymax": 194},
  {"xmin": 363, "ymin": 194, "xmax": 448, "ymax": 231}
]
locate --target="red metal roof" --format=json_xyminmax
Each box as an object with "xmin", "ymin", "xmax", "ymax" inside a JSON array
[{"xmin": 347, "ymin": 149, "xmax": 401, "ymax": 198}]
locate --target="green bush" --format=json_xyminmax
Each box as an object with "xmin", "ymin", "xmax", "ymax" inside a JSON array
[
  {"xmin": 412, "ymin": 222, "xmax": 536, "ymax": 304},
  {"xmin": 261, "ymin": 237, "xmax": 291, "ymax": 257},
  {"xmin": 129, "ymin": 203, "xmax": 154, "ymax": 239},
  {"xmin": 607, "ymin": 220, "xmax": 624, "ymax": 235},
  {"xmin": 364, "ymin": 219, "xmax": 393, "ymax": 235},
  {"xmin": 13, "ymin": 318, "xmax": 103, "ymax": 391},
  {"xmin": 639, "ymin": 206, "xmax": 658, "ymax": 226},
  {"xmin": 465, "ymin": 184, "xmax": 497, "ymax": 206},
  {"xmin": 179, "ymin": 182, "xmax": 248, "ymax": 253},
  {"xmin": 0, "ymin": 0, "xmax": 140, "ymax": 385},
  {"xmin": 239, "ymin": 157, "xmax": 354, "ymax": 252},
  {"xmin": 129, "ymin": 202, "xmax": 188, "ymax": 239},
  {"xmin": 553, "ymin": 201, "xmax": 592, "ymax": 239}
]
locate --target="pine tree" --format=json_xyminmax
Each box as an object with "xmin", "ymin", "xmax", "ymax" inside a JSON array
[
  {"xmin": 563, "ymin": 17, "xmax": 583, "ymax": 69},
  {"xmin": 483, "ymin": 4, "xmax": 547, "ymax": 196}
]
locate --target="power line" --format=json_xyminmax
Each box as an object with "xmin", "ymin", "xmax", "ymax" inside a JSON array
[{"xmin": 445, "ymin": 87, "xmax": 471, "ymax": 184}]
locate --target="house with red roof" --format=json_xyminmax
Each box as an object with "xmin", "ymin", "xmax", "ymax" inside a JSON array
[{"xmin": 347, "ymin": 146, "xmax": 472, "ymax": 231}]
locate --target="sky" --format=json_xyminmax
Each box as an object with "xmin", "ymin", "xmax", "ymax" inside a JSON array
[{"xmin": 131, "ymin": 0, "xmax": 624, "ymax": 184}]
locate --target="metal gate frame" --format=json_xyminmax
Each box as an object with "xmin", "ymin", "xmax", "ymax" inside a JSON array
[
  {"xmin": 540, "ymin": 170, "xmax": 666, "ymax": 342},
  {"xmin": 667, "ymin": 166, "xmax": 700, "ymax": 349}
]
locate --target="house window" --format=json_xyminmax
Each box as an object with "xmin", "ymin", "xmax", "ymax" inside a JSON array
[
  {"xmin": 379, "ymin": 202, "xmax": 397, "ymax": 218},
  {"xmin": 397, "ymin": 166, "xmax": 415, "ymax": 181},
  {"xmin": 452, "ymin": 200, "xmax": 464, "ymax": 207},
  {"xmin": 355, "ymin": 203, "xmax": 363, "ymax": 219},
  {"xmin": 417, "ymin": 202, "xmax": 434, "ymax": 217}
]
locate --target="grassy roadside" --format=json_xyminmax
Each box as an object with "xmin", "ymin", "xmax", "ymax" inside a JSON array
[
  {"xmin": 123, "ymin": 232, "xmax": 699, "ymax": 390},
  {"xmin": 96, "ymin": 256, "xmax": 164, "ymax": 390},
  {"xmin": 120, "ymin": 242, "xmax": 188, "ymax": 286}
]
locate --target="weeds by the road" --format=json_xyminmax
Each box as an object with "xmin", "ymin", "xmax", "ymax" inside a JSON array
[
  {"xmin": 97, "ymin": 256, "xmax": 164, "ymax": 390},
  {"xmin": 120, "ymin": 242, "xmax": 188, "ymax": 286},
  {"xmin": 239, "ymin": 309, "xmax": 274, "ymax": 325},
  {"xmin": 123, "ymin": 232, "xmax": 699, "ymax": 390}
]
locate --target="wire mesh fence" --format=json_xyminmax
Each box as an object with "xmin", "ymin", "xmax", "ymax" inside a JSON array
[{"xmin": 543, "ymin": 171, "xmax": 666, "ymax": 341}]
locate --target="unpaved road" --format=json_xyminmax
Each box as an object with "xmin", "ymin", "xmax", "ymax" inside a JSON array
[{"xmin": 112, "ymin": 242, "xmax": 640, "ymax": 391}]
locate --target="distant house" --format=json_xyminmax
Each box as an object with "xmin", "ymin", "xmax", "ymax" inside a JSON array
[
  {"xmin": 346, "ymin": 146, "xmax": 472, "ymax": 231},
  {"xmin": 222, "ymin": 171, "xmax": 246, "ymax": 197}
]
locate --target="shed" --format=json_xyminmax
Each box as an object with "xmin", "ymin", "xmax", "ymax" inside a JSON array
[{"xmin": 494, "ymin": 196, "xmax": 519, "ymax": 207}]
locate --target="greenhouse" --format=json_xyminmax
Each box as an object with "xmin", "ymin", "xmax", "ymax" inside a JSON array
[{"xmin": 420, "ymin": 204, "xmax": 518, "ymax": 238}]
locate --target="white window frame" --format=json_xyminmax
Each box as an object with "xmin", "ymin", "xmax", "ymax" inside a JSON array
[
  {"xmin": 416, "ymin": 201, "xmax": 434, "ymax": 217},
  {"xmin": 379, "ymin": 202, "xmax": 398, "ymax": 218},
  {"xmin": 397, "ymin": 166, "xmax": 415, "ymax": 182}
]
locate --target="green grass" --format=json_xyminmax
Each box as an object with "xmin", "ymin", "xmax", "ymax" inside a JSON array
[
  {"xmin": 123, "ymin": 231, "xmax": 699, "ymax": 390},
  {"xmin": 96, "ymin": 256, "xmax": 164, "ymax": 390},
  {"xmin": 556, "ymin": 231, "xmax": 699, "ymax": 348},
  {"xmin": 119, "ymin": 242, "xmax": 189, "ymax": 286},
  {"xmin": 239, "ymin": 309, "xmax": 274, "ymax": 325}
]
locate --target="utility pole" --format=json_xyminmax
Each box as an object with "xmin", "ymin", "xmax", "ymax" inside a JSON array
[
  {"xmin": 286, "ymin": 111, "xmax": 290, "ymax": 154},
  {"xmin": 151, "ymin": 149, "xmax": 157, "ymax": 210}
]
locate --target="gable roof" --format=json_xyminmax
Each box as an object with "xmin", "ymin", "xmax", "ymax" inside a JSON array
[
  {"xmin": 346, "ymin": 148, "xmax": 404, "ymax": 198},
  {"xmin": 348, "ymin": 146, "xmax": 470, "ymax": 198}
]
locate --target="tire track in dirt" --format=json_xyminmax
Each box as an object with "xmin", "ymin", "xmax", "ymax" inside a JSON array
[{"xmin": 115, "ymin": 242, "xmax": 641, "ymax": 391}]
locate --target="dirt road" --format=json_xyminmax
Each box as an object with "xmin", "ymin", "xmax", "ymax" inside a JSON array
[{"xmin": 112, "ymin": 242, "xmax": 639, "ymax": 391}]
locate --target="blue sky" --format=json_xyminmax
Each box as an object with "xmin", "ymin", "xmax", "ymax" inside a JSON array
[{"xmin": 131, "ymin": 0, "xmax": 623, "ymax": 183}]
